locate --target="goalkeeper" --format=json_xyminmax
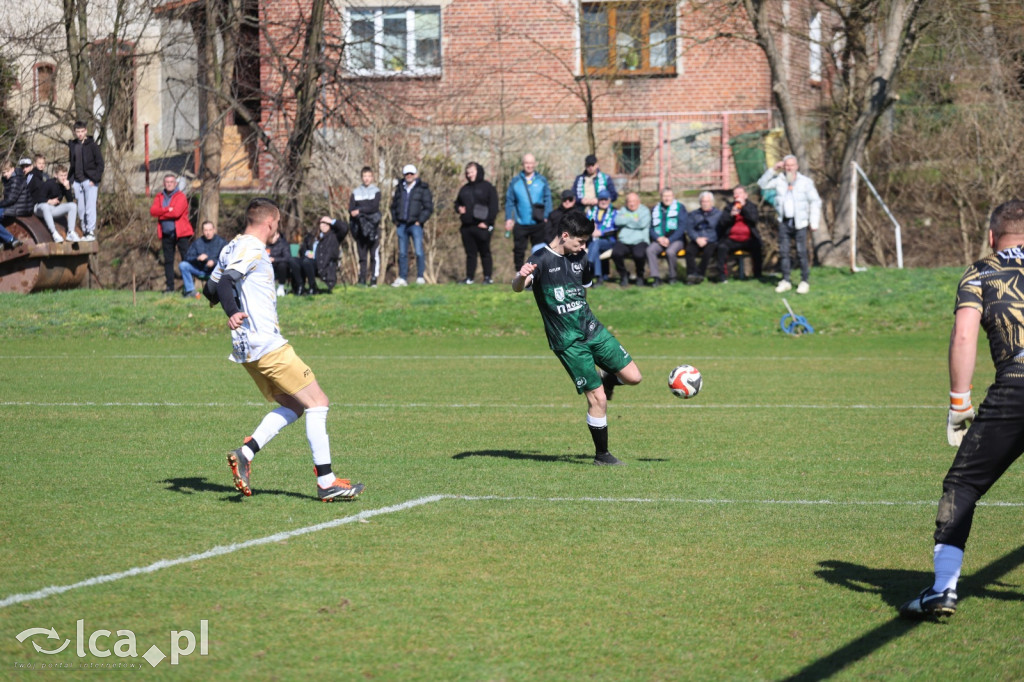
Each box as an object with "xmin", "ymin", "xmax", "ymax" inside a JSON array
[{"xmin": 900, "ymin": 199, "xmax": 1024, "ymax": 619}]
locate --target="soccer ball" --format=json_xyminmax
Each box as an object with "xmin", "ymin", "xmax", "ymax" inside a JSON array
[{"xmin": 668, "ymin": 364, "xmax": 702, "ymax": 399}]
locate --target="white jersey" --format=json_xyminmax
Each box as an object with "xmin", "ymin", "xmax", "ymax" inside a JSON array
[{"xmin": 210, "ymin": 233, "xmax": 287, "ymax": 363}]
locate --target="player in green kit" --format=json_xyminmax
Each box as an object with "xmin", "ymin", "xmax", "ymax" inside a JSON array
[{"xmin": 513, "ymin": 211, "xmax": 643, "ymax": 465}]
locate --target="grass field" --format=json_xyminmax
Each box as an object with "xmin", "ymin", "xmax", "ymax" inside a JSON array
[{"xmin": 1, "ymin": 268, "xmax": 1023, "ymax": 680}]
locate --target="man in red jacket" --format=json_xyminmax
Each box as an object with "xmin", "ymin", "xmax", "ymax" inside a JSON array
[{"xmin": 150, "ymin": 174, "xmax": 194, "ymax": 293}]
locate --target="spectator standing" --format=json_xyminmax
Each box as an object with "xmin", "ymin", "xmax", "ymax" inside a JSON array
[
  {"xmin": 149, "ymin": 173, "xmax": 194, "ymax": 293},
  {"xmin": 67, "ymin": 121, "xmax": 103, "ymax": 241},
  {"xmin": 349, "ymin": 166, "xmax": 382, "ymax": 287},
  {"xmin": 684, "ymin": 191, "xmax": 722, "ymax": 285},
  {"xmin": 179, "ymin": 220, "xmax": 227, "ymax": 298},
  {"xmin": 454, "ymin": 161, "xmax": 499, "ymax": 284},
  {"xmin": 546, "ymin": 189, "xmax": 586, "ymax": 244},
  {"xmin": 389, "ymin": 164, "xmax": 433, "ymax": 286},
  {"xmin": 586, "ymin": 190, "xmax": 617, "ymax": 285},
  {"xmin": 32, "ymin": 164, "xmax": 78, "ymax": 243},
  {"xmin": 715, "ymin": 186, "xmax": 763, "ymax": 282},
  {"xmin": 610, "ymin": 192, "xmax": 652, "ymax": 287},
  {"xmin": 291, "ymin": 218, "xmax": 340, "ymax": 295},
  {"xmin": 645, "ymin": 189, "xmax": 689, "ymax": 286},
  {"xmin": 573, "ymin": 154, "xmax": 618, "ymax": 208},
  {"xmin": 504, "ymin": 153, "xmax": 552, "ymax": 271},
  {"xmin": 267, "ymin": 230, "xmax": 292, "ymax": 296},
  {"xmin": 757, "ymin": 154, "xmax": 821, "ymax": 294}
]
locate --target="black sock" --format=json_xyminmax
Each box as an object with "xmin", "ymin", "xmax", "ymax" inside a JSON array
[
  {"xmin": 588, "ymin": 423, "xmax": 609, "ymax": 455},
  {"xmin": 314, "ymin": 463, "xmax": 333, "ymax": 478},
  {"xmin": 244, "ymin": 436, "xmax": 261, "ymax": 454}
]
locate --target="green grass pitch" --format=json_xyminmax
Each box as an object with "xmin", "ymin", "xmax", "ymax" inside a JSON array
[{"xmin": 1, "ymin": 270, "xmax": 1023, "ymax": 679}]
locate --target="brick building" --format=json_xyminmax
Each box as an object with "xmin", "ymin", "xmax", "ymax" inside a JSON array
[{"xmin": 192, "ymin": 0, "xmax": 828, "ymax": 194}]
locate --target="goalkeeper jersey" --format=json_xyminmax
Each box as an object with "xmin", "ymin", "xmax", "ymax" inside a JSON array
[
  {"xmin": 526, "ymin": 245, "xmax": 603, "ymax": 352},
  {"xmin": 956, "ymin": 245, "xmax": 1024, "ymax": 383}
]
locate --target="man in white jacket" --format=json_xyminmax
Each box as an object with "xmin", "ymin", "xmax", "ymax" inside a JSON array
[{"xmin": 758, "ymin": 155, "xmax": 821, "ymax": 294}]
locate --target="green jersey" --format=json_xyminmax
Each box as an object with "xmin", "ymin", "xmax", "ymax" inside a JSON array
[{"xmin": 527, "ymin": 245, "xmax": 603, "ymax": 351}]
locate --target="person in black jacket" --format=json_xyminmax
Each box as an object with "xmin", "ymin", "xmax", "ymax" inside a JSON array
[
  {"xmin": 454, "ymin": 161, "xmax": 499, "ymax": 284},
  {"xmin": 1, "ymin": 159, "xmax": 35, "ymax": 218},
  {"xmin": 266, "ymin": 230, "xmax": 292, "ymax": 295},
  {"xmin": 290, "ymin": 218, "xmax": 340, "ymax": 294},
  {"xmin": 32, "ymin": 165, "xmax": 79, "ymax": 243},
  {"xmin": 389, "ymin": 164, "xmax": 433, "ymax": 286},
  {"xmin": 348, "ymin": 167, "xmax": 382, "ymax": 287},
  {"xmin": 715, "ymin": 185, "xmax": 763, "ymax": 282},
  {"xmin": 67, "ymin": 121, "xmax": 104, "ymax": 240},
  {"xmin": 545, "ymin": 189, "xmax": 586, "ymax": 245},
  {"xmin": 0, "ymin": 162, "xmax": 26, "ymax": 249}
]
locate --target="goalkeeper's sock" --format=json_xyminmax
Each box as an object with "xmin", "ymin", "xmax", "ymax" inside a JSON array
[
  {"xmin": 933, "ymin": 543, "xmax": 964, "ymax": 592},
  {"xmin": 305, "ymin": 406, "xmax": 332, "ymax": 477},
  {"xmin": 314, "ymin": 463, "xmax": 335, "ymax": 488},
  {"xmin": 248, "ymin": 407, "xmax": 299, "ymax": 457},
  {"xmin": 587, "ymin": 413, "xmax": 608, "ymax": 454}
]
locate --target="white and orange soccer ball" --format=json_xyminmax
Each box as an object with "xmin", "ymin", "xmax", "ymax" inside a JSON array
[{"xmin": 668, "ymin": 364, "xmax": 702, "ymax": 399}]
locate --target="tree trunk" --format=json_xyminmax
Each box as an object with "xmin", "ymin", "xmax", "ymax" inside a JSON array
[
  {"xmin": 62, "ymin": 0, "xmax": 93, "ymax": 124},
  {"xmin": 193, "ymin": 0, "xmax": 241, "ymax": 226},
  {"xmin": 277, "ymin": 0, "xmax": 327, "ymax": 237}
]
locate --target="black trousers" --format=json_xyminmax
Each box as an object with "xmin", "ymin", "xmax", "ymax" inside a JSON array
[
  {"xmin": 716, "ymin": 238, "xmax": 763, "ymax": 280},
  {"xmin": 513, "ymin": 222, "xmax": 546, "ymax": 271},
  {"xmin": 611, "ymin": 242, "xmax": 647, "ymax": 280},
  {"xmin": 461, "ymin": 226, "xmax": 493, "ymax": 280},
  {"xmin": 935, "ymin": 382, "xmax": 1024, "ymax": 550},
  {"xmin": 272, "ymin": 260, "xmax": 291, "ymax": 286},
  {"xmin": 684, "ymin": 238, "xmax": 716, "ymax": 278},
  {"xmin": 355, "ymin": 236, "xmax": 380, "ymax": 283},
  {"xmin": 290, "ymin": 257, "xmax": 318, "ymax": 293},
  {"xmin": 162, "ymin": 233, "xmax": 188, "ymax": 291}
]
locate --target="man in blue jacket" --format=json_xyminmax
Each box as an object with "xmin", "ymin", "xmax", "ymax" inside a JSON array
[
  {"xmin": 180, "ymin": 220, "xmax": 227, "ymax": 298},
  {"xmin": 684, "ymin": 192, "xmax": 722, "ymax": 285},
  {"xmin": 504, "ymin": 153, "xmax": 552, "ymax": 271},
  {"xmin": 390, "ymin": 164, "xmax": 433, "ymax": 286}
]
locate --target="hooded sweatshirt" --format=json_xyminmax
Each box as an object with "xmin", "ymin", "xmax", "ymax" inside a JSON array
[{"xmin": 454, "ymin": 162, "xmax": 499, "ymax": 228}]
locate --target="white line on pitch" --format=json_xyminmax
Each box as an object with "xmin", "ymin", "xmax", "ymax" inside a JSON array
[
  {"xmin": 3, "ymin": 493, "xmax": 1021, "ymax": 610},
  {"xmin": 0, "ymin": 495, "xmax": 447, "ymax": 610},
  {"xmin": 0, "ymin": 400, "xmax": 942, "ymax": 410}
]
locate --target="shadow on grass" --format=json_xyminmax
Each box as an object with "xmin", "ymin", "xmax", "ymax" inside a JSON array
[
  {"xmin": 161, "ymin": 476, "xmax": 310, "ymax": 501},
  {"xmin": 452, "ymin": 449, "xmax": 592, "ymax": 465},
  {"xmin": 781, "ymin": 544, "xmax": 1024, "ymax": 681}
]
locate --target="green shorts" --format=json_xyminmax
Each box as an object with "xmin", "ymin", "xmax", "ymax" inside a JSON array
[{"xmin": 554, "ymin": 328, "xmax": 632, "ymax": 394}]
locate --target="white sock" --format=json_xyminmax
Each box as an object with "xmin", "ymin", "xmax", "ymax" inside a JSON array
[
  {"xmin": 586, "ymin": 414, "xmax": 607, "ymax": 428},
  {"xmin": 248, "ymin": 407, "xmax": 299, "ymax": 458},
  {"xmin": 933, "ymin": 543, "xmax": 964, "ymax": 593},
  {"xmin": 305, "ymin": 406, "xmax": 333, "ymax": 486}
]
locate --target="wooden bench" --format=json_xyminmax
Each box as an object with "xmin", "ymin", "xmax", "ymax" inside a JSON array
[{"xmin": 600, "ymin": 246, "xmax": 752, "ymax": 280}]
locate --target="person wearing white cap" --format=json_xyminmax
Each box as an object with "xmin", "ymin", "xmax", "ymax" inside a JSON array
[{"xmin": 389, "ymin": 164, "xmax": 433, "ymax": 286}]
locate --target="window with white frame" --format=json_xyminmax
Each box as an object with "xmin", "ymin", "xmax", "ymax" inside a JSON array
[{"xmin": 347, "ymin": 6, "xmax": 441, "ymax": 76}]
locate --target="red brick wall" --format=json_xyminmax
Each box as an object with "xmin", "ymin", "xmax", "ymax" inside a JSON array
[{"xmin": 255, "ymin": 0, "xmax": 825, "ymax": 189}]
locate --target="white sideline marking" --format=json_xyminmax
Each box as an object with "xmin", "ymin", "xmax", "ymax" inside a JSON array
[
  {"xmin": 3, "ymin": 493, "xmax": 1022, "ymax": 610},
  {"xmin": 0, "ymin": 495, "xmax": 447, "ymax": 610},
  {"xmin": 0, "ymin": 400, "xmax": 942, "ymax": 410}
]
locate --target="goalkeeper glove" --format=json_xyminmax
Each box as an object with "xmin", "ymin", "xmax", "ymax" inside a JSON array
[{"xmin": 947, "ymin": 390, "xmax": 975, "ymax": 447}]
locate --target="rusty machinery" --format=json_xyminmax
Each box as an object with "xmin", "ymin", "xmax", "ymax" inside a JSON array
[{"xmin": 0, "ymin": 215, "xmax": 98, "ymax": 293}]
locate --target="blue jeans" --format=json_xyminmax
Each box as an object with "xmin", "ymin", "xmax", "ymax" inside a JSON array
[
  {"xmin": 588, "ymin": 237, "xmax": 616, "ymax": 279},
  {"xmin": 396, "ymin": 222, "xmax": 424, "ymax": 279},
  {"xmin": 0, "ymin": 209, "xmax": 15, "ymax": 244},
  {"xmin": 179, "ymin": 261, "xmax": 211, "ymax": 294},
  {"xmin": 778, "ymin": 219, "xmax": 809, "ymax": 283},
  {"xmin": 73, "ymin": 179, "xmax": 99, "ymax": 236}
]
